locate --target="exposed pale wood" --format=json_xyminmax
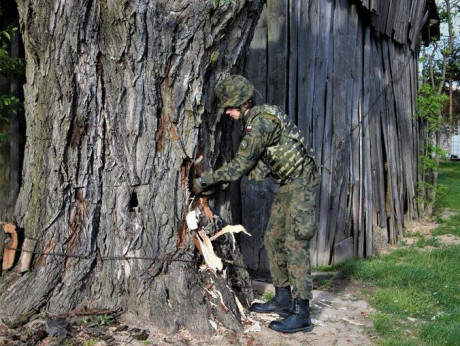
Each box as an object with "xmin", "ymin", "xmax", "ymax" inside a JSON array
[
  {"xmin": 2, "ymin": 222, "xmax": 17, "ymax": 271},
  {"xmin": 17, "ymin": 238, "xmax": 37, "ymax": 273}
]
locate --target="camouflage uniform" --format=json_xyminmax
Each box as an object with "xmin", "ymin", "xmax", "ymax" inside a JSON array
[{"xmin": 202, "ymin": 104, "xmax": 320, "ymax": 300}]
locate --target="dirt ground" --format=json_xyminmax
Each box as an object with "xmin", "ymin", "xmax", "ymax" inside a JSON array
[
  {"xmin": 2, "ymin": 216, "xmax": 459, "ymax": 346},
  {"xmin": 114, "ymin": 276, "xmax": 377, "ymax": 345},
  {"xmin": 234, "ymin": 279, "xmax": 376, "ymax": 346},
  {"xmin": 0, "ymin": 274, "xmax": 376, "ymax": 346}
]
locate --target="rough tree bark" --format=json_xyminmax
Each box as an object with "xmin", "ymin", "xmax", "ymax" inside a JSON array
[{"xmin": 0, "ymin": 0, "xmax": 262, "ymax": 334}]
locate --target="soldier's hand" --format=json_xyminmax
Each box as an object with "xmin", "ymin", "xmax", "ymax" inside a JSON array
[{"xmin": 191, "ymin": 177, "xmax": 206, "ymax": 195}]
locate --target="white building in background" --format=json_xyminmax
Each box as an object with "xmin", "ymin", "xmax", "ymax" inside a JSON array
[
  {"xmin": 438, "ymin": 123, "xmax": 460, "ymax": 160},
  {"xmin": 451, "ymin": 129, "xmax": 460, "ymax": 161}
]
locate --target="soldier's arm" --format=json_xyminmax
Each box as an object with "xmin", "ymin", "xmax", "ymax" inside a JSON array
[{"xmin": 203, "ymin": 116, "xmax": 279, "ymax": 186}]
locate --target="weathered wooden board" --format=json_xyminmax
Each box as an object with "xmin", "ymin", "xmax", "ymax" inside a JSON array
[
  {"xmin": 242, "ymin": 0, "xmax": 433, "ymax": 268},
  {"xmin": 267, "ymin": 0, "xmax": 288, "ymax": 109}
]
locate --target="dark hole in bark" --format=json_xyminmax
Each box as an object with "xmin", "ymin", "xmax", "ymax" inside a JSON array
[
  {"xmin": 165, "ymin": 288, "xmax": 170, "ymax": 302},
  {"xmin": 129, "ymin": 191, "xmax": 139, "ymax": 212}
]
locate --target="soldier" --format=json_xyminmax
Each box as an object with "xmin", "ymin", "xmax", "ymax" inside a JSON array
[{"xmin": 192, "ymin": 75, "xmax": 320, "ymax": 333}]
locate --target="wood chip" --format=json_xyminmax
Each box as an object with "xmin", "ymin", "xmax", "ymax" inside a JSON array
[{"xmin": 209, "ymin": 225, "xmax": 251, "ymax": 241}]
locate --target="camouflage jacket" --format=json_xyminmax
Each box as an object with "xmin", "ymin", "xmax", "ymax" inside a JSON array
[{"xmin": 203, "ymin": 105, "xmax": 315, "ymax": 186}]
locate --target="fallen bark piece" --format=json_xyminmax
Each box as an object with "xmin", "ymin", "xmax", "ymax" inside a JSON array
[
  {"xmin": 209, "ymin": 225, "xmax": 251, "ymax": 241},
  {"xmin": 17, "ymin": 238, "xmax": 37, "ymax": 273},
  {"xmin": 2, "ymin": 222, "xmax": 18, "ymax": 271}
]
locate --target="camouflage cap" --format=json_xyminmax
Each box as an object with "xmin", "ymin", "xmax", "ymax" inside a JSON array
[{"xmin": 215, "ymin": 75, "xmax": 254, "ymax": 109}]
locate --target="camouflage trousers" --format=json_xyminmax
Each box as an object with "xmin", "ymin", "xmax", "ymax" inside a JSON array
[{"xmin": 264, "ymin": 163, "xmax": 319, "ymax": 300}]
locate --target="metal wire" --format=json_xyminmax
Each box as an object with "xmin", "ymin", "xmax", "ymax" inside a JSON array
[{"xmin": 3, "ymin": 245, "xmax": 196, "ymax": 263}]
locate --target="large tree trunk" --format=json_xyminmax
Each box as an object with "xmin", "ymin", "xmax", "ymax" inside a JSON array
[
  {"xmin": 0, "ymin": 0, "xmax": 262, "ymax": 333},
  {"xmin": 0, "ymin": 0, "xmax": 26, "ymax": 268}
]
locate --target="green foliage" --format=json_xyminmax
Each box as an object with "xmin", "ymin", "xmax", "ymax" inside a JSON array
[
  {"xmin": 0, "ymin": 26, "xmax": 24, "ymax": 142},
  {"xmin": 82, "ymin": 314, "xmax": 114, "ymax": 326},
  {"xmin": 415, "ymin": 84, "xmax": 449, "ymax": 212},
  {"xmin": 97, "ymin": 314, "xmax": 114, "ymax": 326},
  {"xmin": 417, "ymin": 84, "xmax": 449, "ymax": 129},
  {"xmin": 0, "ymin": 27, "xmax": 24, "ymax": 80}
]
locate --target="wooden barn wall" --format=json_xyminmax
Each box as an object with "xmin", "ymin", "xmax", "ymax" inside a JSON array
[{"xmin": 242, "ymin": 0, "xmax": 428, "ymax": 269}]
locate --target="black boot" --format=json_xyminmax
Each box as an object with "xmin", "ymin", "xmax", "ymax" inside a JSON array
[
  {"xmin": 268, "ymin": 298, "xmax": 313, "ymax": 333},
  {"xmin": 250, "ymin": 286, "xmax": 293, "ymax": 317}
]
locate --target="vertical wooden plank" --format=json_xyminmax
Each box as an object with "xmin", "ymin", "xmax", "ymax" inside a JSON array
[
  {"xmin": 328, "ymin": 0, "xmax": 354, "ymax": 255},
  {"xmin": 241, "ymin": 4, "xmax": 270, "ymax": 274},
  {"xmin": 409, "ymin": 56, "xmax": 421, "ymax": 220},
  {"xmin": 313, "ymin": 0, "xmax": 335, "ymax": 266},
  {"xmin": 246, "ymin": 4, "xmax": 268, "ymax": 104},
  {"xmin": 385, "ymin": 0, "xmax": 396, "ymax": 38},
  {"xmin": 297, "ymin": 0, "xmax": 317, "ymax": 148},
  {"xmin": 341, "ymin": 2, "xmax": 362, "ymax": 258},
  {"xmin": 266, "ymin": 0, "xmax": 288, "ymax": 109},
  {"xmin": 370, "ymin": 0, "xmax": 377, "ymax": 13},
  {"xmin": 390, "ymin": 43, "xmax": 409, "ymax": 227},
  {"xmin": 347, "ymin": 2, "xmax": 362, "ymax": 242},
  {"xmin": 358, "ymin": 26, "xmax": 372, "ymax": 258},
  {"xmin": 367, "ymin": 35, "xmax": 389, "ymax": 255},
  {"xmin": 394, "ymin": 0, "xmax": 411, "ymax": 43},
  {"xmin": 382, "ymin": 38, "xmax": 404, "ymax": 243},
  {"xmin": 409, "ymin": 0, "xmax": 428, "ymax": 50},
  {"xmin": 287, "ymin": 0, "xmax": 298, "ymax": 121}
]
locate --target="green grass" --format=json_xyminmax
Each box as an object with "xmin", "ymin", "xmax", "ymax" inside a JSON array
[
  {"xmin": 262, "ymin": 291, "xmax": 274, "ymax": 301},
  {"xmin": 336, "ymin": 246, "xmax": 460, "ymax": 345},
  {"xmin": 312, "ymin": 264, "xmax": 336, "ymax": 272},
  {"xmin": 432, "ymin": 215, "xmax": 460, "ymax": 237},
  {"xmin": 334, "ymin": 162, "xmax": 460, "ymax": 345},
  {"xmin": 435, "ymin": 162, "xmax": 460, "ymax": 211},
  {"xmin": 434, "ymin": 162, "xmax": 460, "ymax": 237}
]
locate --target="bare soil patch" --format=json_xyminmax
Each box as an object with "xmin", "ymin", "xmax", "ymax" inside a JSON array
[
  {"xmin": 0, "ymin": 275, "xmax": 376, "ymax": 345},
  {"xmin": 403, "ymin": 216, "xmax": 460, "ymax": 247},
  {"xmin": 7, "ymin": 216, "xmax": 460, "ymax": 345}
]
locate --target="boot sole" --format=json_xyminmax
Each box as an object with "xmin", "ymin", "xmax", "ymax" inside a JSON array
[
  {"xmin": 268, "ymin": 323, "xmax": 313, "ymax": 334},
  {"xmin": 250, "ymin": 308, "xmax": 292, "ymax": 317}
]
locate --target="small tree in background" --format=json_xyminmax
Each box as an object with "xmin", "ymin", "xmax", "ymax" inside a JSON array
[
  {"xmin": 418, "ymin": 0, "xmax": 459, "ymax": 215},
  {"xmin": 416, "ymin": 83, "xmax": 448, "ymax": 214}
]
